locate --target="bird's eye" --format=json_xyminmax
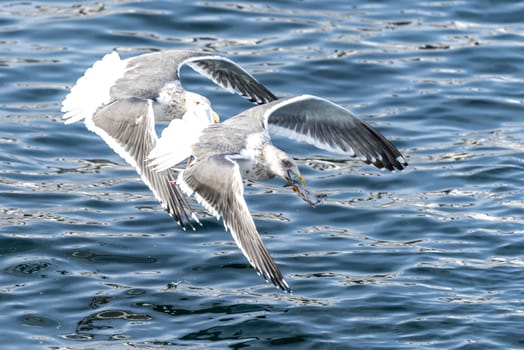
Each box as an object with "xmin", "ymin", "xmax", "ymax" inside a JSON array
[
  {"xmin": 281, "ymin": 159, "xmax": 292, "ymax": 168},
  {"xmin": 195, "ymin": 101, "xmax": 201, "ymax": 105}
]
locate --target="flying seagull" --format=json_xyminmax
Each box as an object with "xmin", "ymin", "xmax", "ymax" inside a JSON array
[
  {"xmin": 61, "ymin": 50, "xmax": 277, "ymax": 229},
  {"xmin": 149, "ymin": 94, "xmax": 408, "ymax": 292}
]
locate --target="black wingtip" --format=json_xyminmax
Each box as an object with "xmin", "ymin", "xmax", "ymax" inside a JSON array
[
  {"xmin": 258, "ymin": 90, "xmax": 278, "ymax": 105},
  {"xmin": 357, "ymin": 122, "xmax": 409, "ymax": 172},
  {"xmin": 281, "ymin": 282, "xmax": 293, "ymax": 294},
  {"xmin": 266, "ymin": 273, "xmax": 292, "ymax": 293},
  {"xmin": 266, "ymin": 278, "xmax": 292, "ymax": 293},
  {"xmin": 374, "ymin": 156, "xmax": 408, "ymax": 172},
  {"xmin": 391, "ymin": 156, "xmax": 408, "ymax": 171}
]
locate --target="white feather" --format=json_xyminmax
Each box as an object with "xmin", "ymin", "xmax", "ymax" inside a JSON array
[
  {"xmin": 61, "ymin": 51, "xmax": 127, "ymax": 124},
  {"xmin": 148, "ymin": 119, "xmax": 195, "ymax": 171},
  {"xmin": 148, "ymin": 104, "xmax": 216, "ymax": 171}
]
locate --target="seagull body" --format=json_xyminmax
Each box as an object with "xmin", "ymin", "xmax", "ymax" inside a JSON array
[
  {"xmin": 61, "ymin": 50, "xmax": 277, "ymax": 228},
  {"xmin": 150, "ymin": 95, "xmax": 407, "ymax": 292}
]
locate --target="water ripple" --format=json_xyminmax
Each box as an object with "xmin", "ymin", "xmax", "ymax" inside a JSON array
[{"xmin": 2, "ymin": 0, "xmax": 524, "ymax": 348}]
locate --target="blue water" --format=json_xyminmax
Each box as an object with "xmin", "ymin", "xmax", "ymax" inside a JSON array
[{"xmin": 1, "ymin": 0, "xmax": 524, "ymax": 348}]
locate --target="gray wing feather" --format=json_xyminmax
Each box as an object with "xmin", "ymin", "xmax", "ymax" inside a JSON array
[
  {"xmin": 180, "ymin": 155, "xmax": 291, "ymax": 292},
  {"xmin": 91, "ymin": 98, "xmax": 195, "ymax": 228},
  {"xmin": 185, "ymin": 55, "xmax": 277, "ymax": 104},
  {"xmin": 266, "ymin": 95, "xmax": 407, "ymax": 171},
  {"xmin": 111, "ymin": 50, "xmax": 277, "ymax": 104},
  {"xmin": 191, "ymin": 116, "xmax": 266, "ymax": 159}
]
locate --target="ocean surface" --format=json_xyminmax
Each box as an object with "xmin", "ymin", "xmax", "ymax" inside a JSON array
[{"xmin": 1, "ymin": 1, "xmax": 523, "ymax": 349}]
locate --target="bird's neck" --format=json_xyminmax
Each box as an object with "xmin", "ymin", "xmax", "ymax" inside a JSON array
[{"xmin": 261, "ymin": 144, "xmax": 290, "ymax": 180}]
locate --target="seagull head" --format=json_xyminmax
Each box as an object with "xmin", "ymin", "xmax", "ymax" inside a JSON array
[
  {"xmin": 184, "ymin": 91, "xmax": 220, "ymax": 125},
  {"xmin": 264, "ymin": 146, "xmax": 304, "ymax": 186},
  {"xmin": 265, "ymin": 145, "xmax": 327, "ymax": 207}
]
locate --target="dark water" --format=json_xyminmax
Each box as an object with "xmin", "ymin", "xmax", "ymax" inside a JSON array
[{"xmin": 1, "ymin": 1, "xmax": 524, "ymax": 348}]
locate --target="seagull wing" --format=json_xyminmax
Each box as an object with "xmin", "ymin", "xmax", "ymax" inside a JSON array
[
  {"xmin": 61, "ymin": 51, "xmax": 127, "ymax": 124},
  {"xmin": 106, "ymin": 50, "xmax": 277, "ymax": 104},
  {"xmin": 61, "ymin": 50, "xmax": 276, "ymax": 124},
  {"xmin": 177, "ymin": 154, "xmax": 291, "ymax": 292},
  {"xmin": 265, "ymin": 95, "xmax": 407, "ymax": 171},
  {"xmin": 183, "ymin": 53, "xmax": 278, "ymax": 104},
  {"xmin": 148, "ymin": 117, "xmax": 207, "ymax": 172},
  {"xmin": 89, "ymin": 97, "xmax": 196, "ymax": 228}
]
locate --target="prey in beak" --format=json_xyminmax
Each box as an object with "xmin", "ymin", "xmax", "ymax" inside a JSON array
[{"xmin": 285, "ymin": 169, "xmax": 326, "ymax": 207}]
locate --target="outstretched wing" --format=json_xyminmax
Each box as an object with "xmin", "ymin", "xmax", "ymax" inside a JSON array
[
  {"xmin": 88, "ymin": 98, "xmax": 196, "ymax": 229},
  {"xmin": 265, "ymin": 95, "xmax": 407, "ymax": 171},
  {"xmin": 183, "ymin": 54, "xmax": 277, "ymax": 104},
  {"xmin": 62, "ymin": 50, "xmax": 277, "ymax": 117},
  {"xmin": 177, "ymin": 155, "xmax": 291, "ymax": 292},
  {"xmin": 107, "ymin": 50, "xmax": 277, "ymax": 104},
  {"xmin": 61, "ymin": 51, "xmax": 127, "ymax": 124}
]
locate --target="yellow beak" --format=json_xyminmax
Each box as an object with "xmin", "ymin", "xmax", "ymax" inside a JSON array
[
  {"xmin": 286, "ymin": 169, "xmax": 306, "ymax": 187},
  {"xmin": 296, "ymin": 171, "xmax": 306, "ymax": 186},
  {"xmin": 213, "ymin": 112, "xmax": 220, "ymax": 123}
]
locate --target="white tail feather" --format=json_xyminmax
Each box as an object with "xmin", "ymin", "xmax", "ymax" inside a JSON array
[
  {"xmin": 149, "ymin": 104, "xmax": 216, "ymax": 171},
  {"xmin": 148, "ymin": 119, "xmax": 201, "ymax": 171},
  {"xmin": 61, "ymin": 51, "xmax": 127, "ymax": 124}
]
